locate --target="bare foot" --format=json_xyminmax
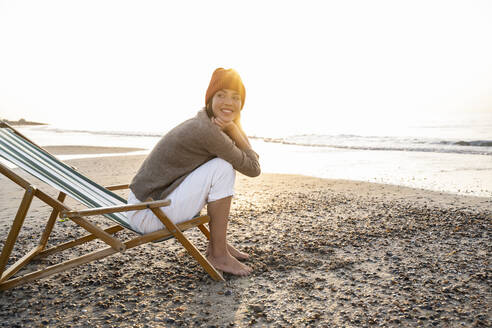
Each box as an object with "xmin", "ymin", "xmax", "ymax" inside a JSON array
[
  {"xmin": 207, "ymin": 243, "xmax": 250, "ymax": 260},
  {"xmin": 207, "ymin": 252, "xmax": 252, "ymax": 276},
  {"xmin": 227, "ymin": 244, "xmax": 249, "ymax": 260}
]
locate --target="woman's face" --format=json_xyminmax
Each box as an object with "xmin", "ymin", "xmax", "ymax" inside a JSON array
[{"xmin": 211, "ymin": 89, "xmax": 242, "ymax": 122}]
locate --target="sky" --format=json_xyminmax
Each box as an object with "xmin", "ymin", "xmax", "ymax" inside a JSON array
[{"xmin": 0, "ymin": 0, "xmax": 491, "ymax": 137}]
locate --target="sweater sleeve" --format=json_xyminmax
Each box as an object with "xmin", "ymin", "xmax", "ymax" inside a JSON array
[{"xmin": 202, "ymin": 126, "xmax": 261, "ymax": 177}]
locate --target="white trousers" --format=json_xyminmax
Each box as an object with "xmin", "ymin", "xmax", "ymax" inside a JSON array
[{"xmin": 126, "ymin": 158, "xmax": 236, "ymax": 234}]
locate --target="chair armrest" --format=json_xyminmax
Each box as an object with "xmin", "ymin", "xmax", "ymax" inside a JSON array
[
  {"xmin": 60, "ymin": 199, "xmax": 171, "ymax": 218},
  {"xmin": 105, "ymin": 184, "xmax": 130, "ymax": 191}
]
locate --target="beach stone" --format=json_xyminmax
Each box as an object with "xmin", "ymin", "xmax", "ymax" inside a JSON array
[
  {"xmin": 1, "ymin": 168, "xmax": 491, "ymax": 327},
  {"xmin": 249, "ymin": 304, "xmax": 265, "ymax": 313}
]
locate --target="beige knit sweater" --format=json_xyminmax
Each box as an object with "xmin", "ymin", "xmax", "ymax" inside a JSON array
[{"xmin": 129, "ymin": 108, "xmax": 261, "ymax": 201}]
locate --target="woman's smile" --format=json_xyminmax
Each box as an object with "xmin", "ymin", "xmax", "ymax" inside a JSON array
[{"xmin": 220, "ymin": 108, "xmax": 234, "ymax": 115}]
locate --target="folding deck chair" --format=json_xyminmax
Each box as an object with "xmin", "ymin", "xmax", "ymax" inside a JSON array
[{"xmin": 0, "ymin": 122, "xmax": 224, "ymax": 290}]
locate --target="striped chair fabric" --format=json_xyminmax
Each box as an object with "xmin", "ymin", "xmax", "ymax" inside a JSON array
[{"xmin": 0, "ymin": 127, "xmax": 135, "ymax": 232}]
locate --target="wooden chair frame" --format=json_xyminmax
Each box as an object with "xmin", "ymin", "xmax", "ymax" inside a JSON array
[{"xmin": 0, "ymin": 125, "xmax": 224, "ymax": 291}]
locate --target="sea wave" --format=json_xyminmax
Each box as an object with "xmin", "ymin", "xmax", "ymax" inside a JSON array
[
  {"xmin": 25, "ymin": 125, "xmax": 492, "ymax": 156},
  {"xmin": 449, "ymin": 140, "xmax": 492, "ymax": 147},
  {"xmin": 252, "ymin": 135, "xmax": 492, "ymax": 156}
]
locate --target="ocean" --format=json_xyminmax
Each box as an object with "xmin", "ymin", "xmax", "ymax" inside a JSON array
[{"xmin": 3, "ymin": 117, "xmax": 492, "ymax": 198}]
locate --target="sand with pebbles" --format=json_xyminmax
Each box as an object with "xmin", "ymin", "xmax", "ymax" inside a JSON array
[{"xmin": 0, "ymin": 147, "xmax": 490, "ymax": 327}]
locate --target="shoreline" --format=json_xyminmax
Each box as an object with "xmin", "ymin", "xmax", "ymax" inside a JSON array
[
  {"xmin": 20, "ymin": 144, "xmax": 492, "ymax": 199},
  {"xmin": 1, "ymin": 120, "xmax": 47, "ymax": 126},
  {"xmin": 43, "ymin": 145, "xmax": 146, "ymax": 155},
  {"xmin": 8, "ymin": 125, "xmax": 492, "ymax": 197},
  {"xmin": 0, "ymin": 154, "xmax": 490, "ymax": 327}
]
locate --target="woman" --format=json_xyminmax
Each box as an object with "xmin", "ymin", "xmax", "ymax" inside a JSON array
[{"xmin": 127, "ymin": 68, "xmax": 261, "ymax": 276}]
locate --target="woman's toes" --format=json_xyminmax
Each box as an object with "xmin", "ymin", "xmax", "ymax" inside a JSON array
[
  {"xmin": 227, "ymin": 243, "xmax": 250, "ymax": 260},
  {"xmin": 207, "ymin": 253, "xmax": 252, "ymax": 276}
]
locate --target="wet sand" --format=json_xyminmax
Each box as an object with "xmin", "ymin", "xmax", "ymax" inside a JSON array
[
  {"xmin": 0, "ymin": 148, "xmax": 490, "ymax": 327},
  {"xmin": 43, "ymin": 145, "xmax": 145, "ymax": 155}
]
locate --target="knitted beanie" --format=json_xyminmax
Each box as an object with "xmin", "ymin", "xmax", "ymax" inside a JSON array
[{"xmin": 205, "ymin": 68, "xmax": 246, "ymax": 109}]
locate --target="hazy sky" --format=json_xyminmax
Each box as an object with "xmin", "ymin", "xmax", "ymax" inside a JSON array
[{"xmin": 1, "ymin": 0, "xmax": 491, "ymax": 136}]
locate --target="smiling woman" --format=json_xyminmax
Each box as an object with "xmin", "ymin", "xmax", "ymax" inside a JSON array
[
  {"xmin": 127, "ymin": 67, "xmax": 260, "ymax": 276},
  {"xmin": 205, "ymin": 68, "xmax": 247, "ymax": 131}
]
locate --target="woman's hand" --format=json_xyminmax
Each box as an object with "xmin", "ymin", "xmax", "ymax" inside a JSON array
[
  {"xmin": 212, "ymin": 117, "xmax": 236, "ymax": 133},
  {"xmin": 211, "ymin": 116, "xmax": 252, "ymax": 150}
]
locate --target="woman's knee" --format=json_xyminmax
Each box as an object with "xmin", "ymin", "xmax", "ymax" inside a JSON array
[
  {"xmin": 207, "ymin": 158, "xmax": 235, "ymax": 180},
  {"xmin": 209, "ymin": 157, "xmax": 233, "ymax": 171},
  {"xmin": 207, "ymin": 158, "xmax": 236, "ymax": 197}
]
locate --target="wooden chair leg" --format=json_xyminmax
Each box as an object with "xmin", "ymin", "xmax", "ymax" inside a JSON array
[
  {"xmin": 69, "ymin": 216, "xmax": 126, "ymax": 252},
  {"xmin": 0, "ymin": 242, "xmax": 118, "ymax": 291},
  {"xmin": 151, "ymin": 208, "xmax": 224, "ymax": 281},
  {"xmin": 0, "ymin": 218, "xmax": 211, "ymax": 290},
  {"xmin": 0, "ymin": 245, "xmax": 43, "ymax": 283},
  {"xmin": 0, "ymin": 186, "xmax": 36, "ymax": 277},
  {"xmin": 38, "ymin": 192, "xmax": 66, "ymax": 249},
  {"xmin": 35, "ymin": 225, "xmax": 124, "ymax": 259},
  {"xmin": 198, "ymin": 223, "xmax": 211, "ymax": 240}
]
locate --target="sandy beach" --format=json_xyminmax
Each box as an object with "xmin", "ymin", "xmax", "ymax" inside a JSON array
[{"xmin": 0, "ymin": 146, "xmax": 490, "ymax": 327}]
